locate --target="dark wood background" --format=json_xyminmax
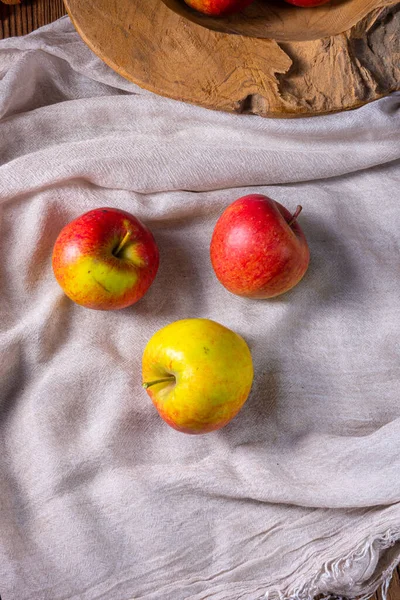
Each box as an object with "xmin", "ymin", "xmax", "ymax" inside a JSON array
[
  {"xmin": 0, "ymin": 0, "xmax": 399, "ymax": 598},
  {"xmin": 0, "ymin": 0, "xmax": 66, "ymax": 38}
]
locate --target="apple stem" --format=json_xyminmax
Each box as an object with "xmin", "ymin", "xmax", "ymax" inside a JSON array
[
  {"xmin": 142, "ymin": 376, "xmax": 176, "ymax": 390},
  {"xmin": 288, "ymin": 205, "xmax": 303, "ymax": 227},
  {"xmin": 114, "ymin": 231, "xmax": 131, "ymax": 257}
]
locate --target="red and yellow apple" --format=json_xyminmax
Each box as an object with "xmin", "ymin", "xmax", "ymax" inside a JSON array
[
  {"xmin": 210, "ymin": 194, "xmax": 310, "ymax": 299},
  {"xmin": 142, "ymin": 318, "xmax": 253, "ymax": 434},
  {"xmin": 183, "ymin": 0, "xmax": 255, "ymax": 17},
  {"xmin": 52, "ymin": 207, "xmax": 159, "ymax": 310},
  {"xmin": 283, "ymin": 0, "xmax": 330, "ymax": 6}
]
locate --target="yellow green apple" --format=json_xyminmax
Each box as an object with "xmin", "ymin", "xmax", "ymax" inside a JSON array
[{"xmin": 142, "ymin": 318, "xmax": 253, "ymax": 434}]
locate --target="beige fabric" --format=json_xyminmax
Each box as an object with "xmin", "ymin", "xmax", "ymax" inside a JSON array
[{"xmin": 1, "ymin": 17, "xmax": 400, "ymax": 600}]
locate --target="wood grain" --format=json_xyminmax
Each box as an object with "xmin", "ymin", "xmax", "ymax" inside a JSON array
[
  {"xmin": 0, "ymin": 1, "xmax": 400, "ymax": 598},
  {"xmin": 64, "ymin": 0, "xmax": 400, "ymax": 118},
  {"xmin": 381, "ymin": 568, "xmax": 400, "ymax": 600},
  {"xmin": 162, "ymin": 0, "xmax": 397, "ymax": 41},
  {"xmin": 0, "ymin": 0, "xmax": 66, "ymax": 38}
]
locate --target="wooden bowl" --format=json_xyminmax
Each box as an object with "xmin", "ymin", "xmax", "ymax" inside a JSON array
[
  {"xmin": 161, "ymin": 0, "xmax": 396, "ymax": 41},
  {"xmin": 64, "ymin": 0, "xmax": 400, "ymax": 118}
]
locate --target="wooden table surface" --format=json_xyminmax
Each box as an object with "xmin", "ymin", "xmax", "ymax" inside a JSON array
[
  {"xmin": 0, "ymin": 1, "xmax": 399, "ymax": 598},
  {"xmin": 0, "ymin": 0, "xmax": 66, "ymax": 38}
]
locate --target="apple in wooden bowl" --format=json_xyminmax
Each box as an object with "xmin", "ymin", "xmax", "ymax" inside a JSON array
[
  {"xmin": 182, "ymin": 0, "xmax": 255, "ymax": 16},
  {"xmin": 283, "ymin": 0, "xmax": 330, "ymax": 6},
  {"xmin": 160, "ymin": 0, "xmax": 398, "ymax": 42}
]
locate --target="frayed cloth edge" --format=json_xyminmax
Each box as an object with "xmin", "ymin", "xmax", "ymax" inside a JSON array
[{"xmin": 263, "ymin": 527, "xmax": 400, "ymax": 600}]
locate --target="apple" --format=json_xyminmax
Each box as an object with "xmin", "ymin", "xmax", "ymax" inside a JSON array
[
  {"xmin": 142, "ymin": 318, "xmax": 253, "ymax": 434},
  {"xmin": 52, "ymin": 208, "xmax": 159, "ymax": 310},
  {"xmin": 210, "ymin": 194, "xmax": 310, "ymax": 299},
  {"xmin": 283, "ymin": 0, "xmax": 330, "ymax": 6},
  {"xmin": 183, "ymin": 0, "xmax": 255, "ymax": 17}
]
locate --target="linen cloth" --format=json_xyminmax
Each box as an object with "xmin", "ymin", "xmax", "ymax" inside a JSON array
[{"xmin": 1, "ymin": 16, "xmax": 400, "ymax": 600}]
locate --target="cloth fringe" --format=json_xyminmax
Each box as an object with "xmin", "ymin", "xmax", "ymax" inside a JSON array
[{"xmin": 263, "ymin": 528, "xmax": 400, "ymax": 600}]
